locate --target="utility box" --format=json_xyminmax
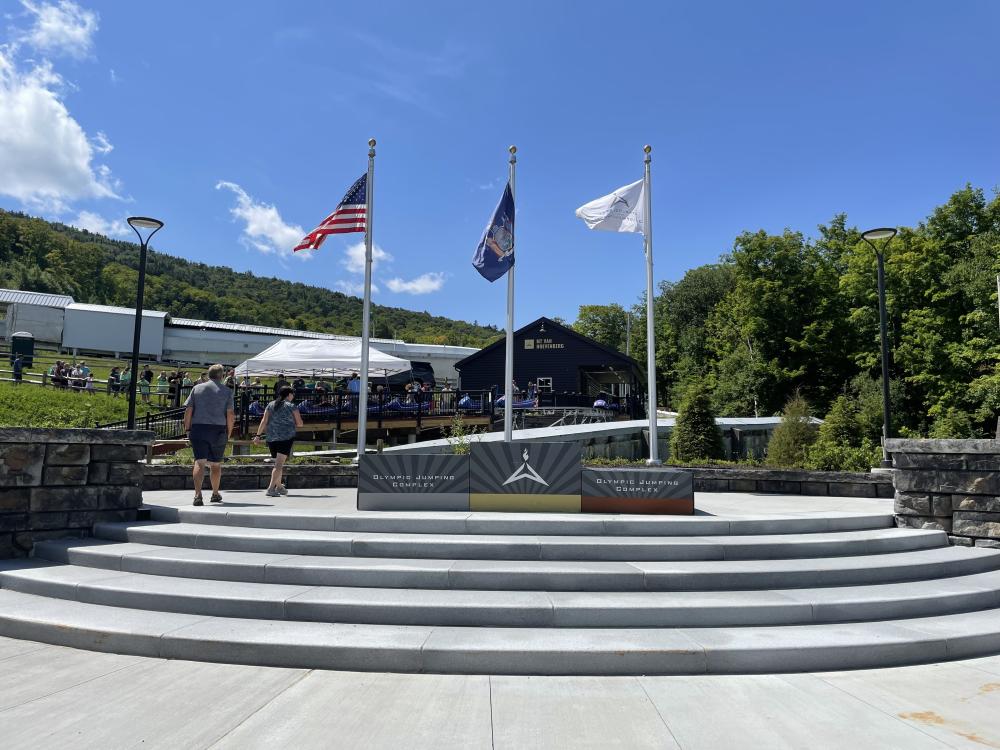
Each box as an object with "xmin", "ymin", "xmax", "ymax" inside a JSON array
[{"xmin": 9, "ymin": 331, "xmax": 34, "ymax": 369}]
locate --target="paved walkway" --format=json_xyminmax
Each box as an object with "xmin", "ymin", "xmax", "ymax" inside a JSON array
[
  {"xmin": 143, "ymin": 486, "xmax": 894, "ymax": 516},
  {"xmin": 2, "ymin": 634, "xmax": 1000, "ymax": 749}
]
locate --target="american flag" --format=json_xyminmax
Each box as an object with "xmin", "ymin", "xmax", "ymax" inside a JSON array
[{"xmin": 294, "ymin": 173, "xmax": 367, "ymax": 251}]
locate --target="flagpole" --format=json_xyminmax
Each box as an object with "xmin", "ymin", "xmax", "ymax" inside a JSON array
[
  {"xmin": 643, "ymin": 144, "xmax": 661, "ymax": 465},
  {"xmin": 504, "ymin": 145, "xmax": 517, "ymax": 442},
  {"xmin": 357, "ymin": 137, "xmax": 376, "ymax": 461}
]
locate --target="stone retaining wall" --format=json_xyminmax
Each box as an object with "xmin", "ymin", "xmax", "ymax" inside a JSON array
[
  {"xmin": 142, "ymin": 463, "xmax": 358, "ymax": 491},
  {"xmin": 142, "ymin": 463, "xmax": 891, "ymax": 499},
  {"xmin": 887, "ymin": 438, "xmax": 1000, "ymax": 548},
  {"xmin": 0, "ymin": 428, "xmax": 155, "ymax": 558}
]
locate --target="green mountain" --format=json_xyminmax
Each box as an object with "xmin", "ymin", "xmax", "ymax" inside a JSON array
[{"xmin": 0, "ymin": 209, "xmax": 501, "ymax": 347}]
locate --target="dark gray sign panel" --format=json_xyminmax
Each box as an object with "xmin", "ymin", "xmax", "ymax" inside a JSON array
[
  {"xmin": 470, "ymin": 442, "xmax": 582, "ymax": 511},
  {"xmin": 358, "ymin": 454, "xmax": 469, "ymax": 511},
  {"xmin": 581, "ymin": 468, "xmax": 694, "ymax": 514}
]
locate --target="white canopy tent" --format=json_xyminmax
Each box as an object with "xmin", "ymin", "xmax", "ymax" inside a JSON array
[{"xmin": 235, "ymin": 339, "xmax": 411, "ymax": 378}]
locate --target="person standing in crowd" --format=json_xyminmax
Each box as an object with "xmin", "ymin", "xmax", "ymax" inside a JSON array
[
  {"xmin": 274, "ymin": 373, "xmax": 289, "ymax": 396},
  {"xmin": 11, "ymin": 354, "xmax": 23, "ymax": 386},
  {"xmin": 183, "ymin": 364, "xmax": 234, "ymax": 506},
  {"xmin": 292, "ymin": 375, "xmax": 305, "ymax": 391},
  {"xmin": 156, "ymin": 371, "xmax": 169, "ymax": 406},
  {"xmin": 253, "ymin": 385, "xmax": 303, "ymax": 498},
  {"xmin": 108, "ymin": 366, "xmax": 120, "ymax": 396},
  {"xmin": 79, "ymin": 361, "xmax": 90, "ymax": 378},
  {"xmin": 138, "ymin": 368, "xmax": 151, "ymax": 404},
  {"xmin": 84, "ymin": 373, "xmax": 95, "ymax": 395}
]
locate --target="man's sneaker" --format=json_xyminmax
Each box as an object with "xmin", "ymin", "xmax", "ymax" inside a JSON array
[
  {"xmin": 210, "ymin": 492, "xmax": 223, "ymax": 504},
  {"xmin": 193, "ymin": 496, "xmax": 204, "ymax": 506},
  {"xmin": 266, "ymin": 487, "xmax": 281, "ymax": 497},
  {"xmin": 277, "ymin": 485, "xmax": 288, "ymax": 495}
]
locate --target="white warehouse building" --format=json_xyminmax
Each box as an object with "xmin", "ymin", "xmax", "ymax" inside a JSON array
[{"xmin": 0, "ymin": 288, "xmax": 478, "ymax": 383}]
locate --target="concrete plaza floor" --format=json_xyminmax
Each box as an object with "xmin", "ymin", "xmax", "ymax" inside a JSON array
[
  {"xmin": 3, "ymin": 633, "xmax": 1000, "ymax": 749},
  {"xmin": 5, "ymin": 489, "xmax": 998, "ymax": 748}
]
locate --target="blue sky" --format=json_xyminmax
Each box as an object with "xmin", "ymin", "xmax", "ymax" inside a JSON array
[{"xmin": 1, "ymin": 1, "xmax": 998, "ymax": 328}]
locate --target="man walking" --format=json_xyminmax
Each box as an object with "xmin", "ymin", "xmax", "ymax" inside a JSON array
[
  {"xmin": 183, "ymin": 364, "xmax": 234, "ymax": 506},
  {"xmin": 11, "ymin": 354, "xmax": 23, "ymax": 386}
]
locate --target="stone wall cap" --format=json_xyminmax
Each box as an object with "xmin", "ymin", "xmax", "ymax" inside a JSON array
[
  {"xmin": 886, "ymin": 438, "xmax": 1000, "ymax": 455},
  {"xmin": 0, "ymin": 428, "xmax": 155, "ymax": 446}
]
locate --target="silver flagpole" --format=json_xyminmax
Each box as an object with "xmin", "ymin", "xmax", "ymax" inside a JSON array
[
  {"xmin": 504, "ymin": 145, "xmax": 517, "ymax": 442},
  {"xmin": 357, "ymin": 137, "xmax": 376, "ymax": 461},
  {"xmin": 643, "ymin": 144, "xmax": 661, "ymax": 464}
]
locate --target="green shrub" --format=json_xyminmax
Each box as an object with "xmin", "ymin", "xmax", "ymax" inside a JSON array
[
  {"xmin": 669, "ymin": 383, "xmax": 724, "ymax": 462},
  {"xmin": 765, "ymin": 393, "xmax": 818, "ymax": 467},
  {"xmin": 806, "ymin": 394, "xmax": 881, "ymax": 471}
]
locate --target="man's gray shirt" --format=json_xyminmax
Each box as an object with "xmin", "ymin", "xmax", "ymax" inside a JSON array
[{"xmin": 185, "ymin": 381, "xmax": 234, "ymax": 426}]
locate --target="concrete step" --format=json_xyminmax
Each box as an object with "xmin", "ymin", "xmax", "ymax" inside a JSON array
[
  {"xmin": 33, "ymin": 539, "xmax": 1000, "ymax": 592},
  {"xmin": 146, "ymin": 504, "xmax": 895, "ymax": 537},
  {"xmin": 5, "ymin": 559, "xmax": 1000, "ymax": 628},
  {"xmin": 1, "ymin": 588, "xmax": 999, "ymax": 674},
  {"xmin": 92, "ymin": 522, "xmax": 945, "ymax": 562}
]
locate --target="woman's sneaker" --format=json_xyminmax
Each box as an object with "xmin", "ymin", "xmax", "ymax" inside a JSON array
[
  {"xmin": 266, "ymin": 487, "xmax": 281, "ymax": 497},
  {"xmin": 277, "ymin": 485, "xmax": 288, "ymax": 495}
]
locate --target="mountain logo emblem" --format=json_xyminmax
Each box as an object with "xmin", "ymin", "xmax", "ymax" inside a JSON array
[
  {"xmin": 611, "ymin": 194, "xmax": 630, "ymax": 210},
  {"xmin": 502, "ymin": 448, "xmax": 549, "ymax": 487}
]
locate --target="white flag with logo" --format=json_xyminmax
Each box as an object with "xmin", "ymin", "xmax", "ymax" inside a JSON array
[{"xmin": 574, "ymin": 178, "xmax": 645, "ymax": 234}]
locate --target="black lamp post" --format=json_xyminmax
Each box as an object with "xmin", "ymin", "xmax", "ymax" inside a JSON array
[
  {"xmin": 861, "ymin": 227, "xmax": 897, "ymax": 468},
  {"xmin": 125, "ymin": 216, "xmax": 164, "ymax": 430}
]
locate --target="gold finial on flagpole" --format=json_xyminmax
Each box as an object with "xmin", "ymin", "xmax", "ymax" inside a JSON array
[
  {"xmin": 509, "ymin": 145, "xmax": 517, "ymax": 155},
  {"xmin": 643, "ymin": 144, "xmax": 652, "ymax": 154},
  {"xmin": 369, "ymin": 138, "xmax": 376, "ymax": 147}
]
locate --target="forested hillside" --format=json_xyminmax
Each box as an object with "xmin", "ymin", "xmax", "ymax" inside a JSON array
[
  {"xmin": 574, "ymin": 185, "xmax": 1000, "ymax": 439},
  {"xmin": 0, "ymin": 210, "xmax": 501, "ymax": 347}
]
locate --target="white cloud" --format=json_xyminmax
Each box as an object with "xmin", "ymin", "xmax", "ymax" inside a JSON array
[
  {"xmin": 342, "ymin": 240, "xmax": 391, "ymax": 274},
  {"xmin": 0, "ymin": 48, "xmax": 119, "ymax": 211},
  {"xmin": 90, "ymin": 130, "xmax": 112, "ymax": 154},
  {"xmin": 216, "ymin": 181, "xmax": 306, "ymax": 256},
  {"xmin": 19, "ymin": 0, "xmax": 99, "ymax": 59},
  {"xmin": 385, "ymin": 272, "xmax": 446, "ymax": 295},
  {"xmin": 335, "ymin": 279, "xmax": 379, "ymax": 296},
  {"xmin": 70, "ymin": 209, "xmax": 128, "ymax": 237}
]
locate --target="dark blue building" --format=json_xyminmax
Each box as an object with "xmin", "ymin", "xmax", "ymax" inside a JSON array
[{"xmin": 454, "ymin": 317, "xmax": 643, "ymax": 401}]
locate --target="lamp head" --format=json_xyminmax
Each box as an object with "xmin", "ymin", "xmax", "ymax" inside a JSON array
[
  {"xmin": 127, "ymin": 217, "xmax": 163, "ymax": 231},
  {"xmin": 127, "ymin": 216, "xmax": 164, "ymax": 246},
  {"xmin": 862, "ymin": 227, "xmax": 897, "ymax": 242}
]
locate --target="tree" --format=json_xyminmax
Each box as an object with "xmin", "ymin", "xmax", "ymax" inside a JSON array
[
  {"xmin": 765, "ymin": 393, "xmax": 818, "ymax": 467},
  {"xmin": 669, "ymin": 384, "xmax": 724, "ymax": 462},
  {"xmin": 573, "ymin": 304, "xmax": 629, "ymax": 352}
]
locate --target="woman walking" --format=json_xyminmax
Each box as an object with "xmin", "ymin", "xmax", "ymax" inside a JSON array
[{"xmin": 252, "ymin": 386, "xmax": 303, "ymax": 497}]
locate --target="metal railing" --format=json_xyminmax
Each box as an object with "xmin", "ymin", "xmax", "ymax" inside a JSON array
[
  {"xmin": 235, "ymin": 387, "xmax": 494, "ymax": 435},
  {"xmin": 97, "ymin": 406, "xmax": 187, "ymax": 439}
]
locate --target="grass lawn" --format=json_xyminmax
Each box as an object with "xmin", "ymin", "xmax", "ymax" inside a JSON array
[{"xmin": 0, "ymin": 380, "xmax": 153, "ymax": 428}]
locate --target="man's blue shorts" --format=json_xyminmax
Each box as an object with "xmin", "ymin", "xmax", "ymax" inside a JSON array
[{"xmin": 189, "ymin": 424, "xmax": 228, "ymax": 462}]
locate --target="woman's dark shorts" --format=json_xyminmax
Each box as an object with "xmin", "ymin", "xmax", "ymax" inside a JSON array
[
  {"xmin": 189, "ymin": 424, "xmax": 228, "ymax": 462},
  {"xmin": 267, "ymin": 439, "xmax": 294, "ymax": 458}
]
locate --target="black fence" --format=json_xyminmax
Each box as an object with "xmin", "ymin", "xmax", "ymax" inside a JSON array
[
  {"xmin": 97, "ymin": 406, "xmax": 188, "ymax": 440},
  {"xmin": 234, "ymin": 387, "xmax": 495, "ymax": 435}
]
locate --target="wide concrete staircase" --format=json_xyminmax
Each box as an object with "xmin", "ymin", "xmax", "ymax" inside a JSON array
[{"xmin": 2, "ymin": 503, "xmax": 1000, "ymax": 674}]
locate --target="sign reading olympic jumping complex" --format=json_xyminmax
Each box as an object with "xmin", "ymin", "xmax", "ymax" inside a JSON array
[{"xmin": 359, "ymin": 443, "xmax": 695, "ymax": 514}]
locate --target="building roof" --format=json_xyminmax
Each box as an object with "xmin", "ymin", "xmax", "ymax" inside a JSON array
[
  {"xmin": 0, "ymin": 288, "xmax": 74, "ymax": 308},
  {"xmin": 453, "ymin": 316, "xmax": 640, "ymax": 370},
  {"xmin": 65, "ymin": 302, "xmax": 169, "ymax": 318},
  {"xmin": 167, "ymin": 317, "xmax": 402, "ymax": 344}
]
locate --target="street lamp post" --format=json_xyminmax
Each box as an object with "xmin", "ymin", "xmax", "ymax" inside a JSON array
[
  {"xmin": 125, "ymin": 217, "xmax": 164, "ymax": 430},
  {"xmin": 861, "ymin": 227, "xmax": 898, "ymax": 468}
]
